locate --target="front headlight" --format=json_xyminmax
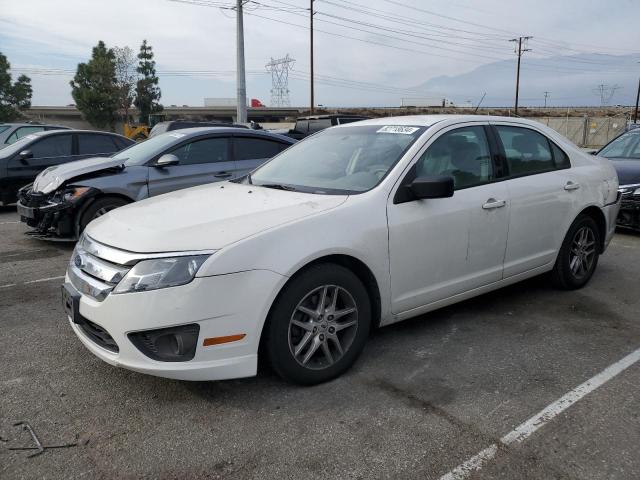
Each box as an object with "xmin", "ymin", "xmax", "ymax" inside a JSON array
[
  {"xmin": 113, "ymin": 255, "xmax": 210, "ymax": 294},
  {"xmin": 618, "ymin": 184, "xmax": 640, "ymax": 196},
  {"xmin": 62, "ymin": 186, "xmax": 91, "ymax": 202}
]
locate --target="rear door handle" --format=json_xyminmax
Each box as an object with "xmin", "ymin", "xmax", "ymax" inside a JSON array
[
  {"xmin": 482, "ymin": 198, "xmax": 506, "ymax": 210},
  {"xmin": 214, "ymin": 171, "xmax": 232, "ymax": 178},
  {"xmin": 564, "ymin": 181, "xmax": 580, "ymax": 191}
]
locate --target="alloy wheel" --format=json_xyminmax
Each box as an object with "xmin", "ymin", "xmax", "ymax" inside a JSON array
[
  {"xmin": 569, "ymin": 226, "xmax": 596, "ymax": 279},
  {"xmin": 288, "ymin": 285, "xmax": 358, "ymax": 370}
]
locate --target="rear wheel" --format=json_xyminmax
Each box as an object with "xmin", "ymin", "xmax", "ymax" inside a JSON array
[
  {"xmin": 265, "ymin": 264, "xmax": 371, "ymax": 385},
  {"xmin": 79, "ymin": 197, "xmax": 129, "ymax": 232},
  {"xmin": 551, "ymin": 214, "xmax": 600, "ymax": 290}
]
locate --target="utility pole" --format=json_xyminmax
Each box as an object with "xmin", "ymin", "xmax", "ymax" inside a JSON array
[
  {"xmin": 236, "ymin": 0, "xmax": 247, "ymax": 123},
  {"xmin": 509, "ymin": 36, "xmax": 532, "ymax": 116},
  {"xmin": 310, "ymin": 0, "xmax": 315, "ymax": 114},
  {"xmin": 544, "ymin": 91, "xmax": 550, "ymax": 108},
  {"xmin": 634, "ymin": 77, "xmax": 639, "ymax": 124}
]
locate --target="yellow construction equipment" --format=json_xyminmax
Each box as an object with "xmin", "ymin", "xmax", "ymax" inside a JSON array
[{"xmin": 123, "ymin": 114, "xmax": 165, "ymax": 141}]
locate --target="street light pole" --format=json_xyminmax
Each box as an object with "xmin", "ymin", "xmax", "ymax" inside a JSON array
[{"xmin": 236, "ymin": 0, "xmax": 247, "ymax": 123}]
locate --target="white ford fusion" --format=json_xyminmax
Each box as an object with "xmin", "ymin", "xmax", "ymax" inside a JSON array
[{"xmin": 63, "ymin": 115, "xmax": 621, "ymax": 385}]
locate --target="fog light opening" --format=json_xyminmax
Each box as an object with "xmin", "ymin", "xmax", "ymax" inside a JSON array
[{"xmin": 128, "ymin": 324, "xmax": 200, "ymax": 362}]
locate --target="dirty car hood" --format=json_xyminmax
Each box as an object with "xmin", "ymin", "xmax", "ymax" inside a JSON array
[
  {"xmin": 86, "ymin": 182, "xmax": 347, "ymax": 252},
  {"xmin": 33, "ymin": 157, "xmax": 125, "ymax": 193}
]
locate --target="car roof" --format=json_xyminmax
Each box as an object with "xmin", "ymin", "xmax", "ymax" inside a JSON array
[
  {"xmin": 167, "ymin": 126, "xmax": 296, "ymax": 142},
  {"xmin": 297, "ymin": 114, "xmax": 370, "ymax": 120},
  {"xmin": 27, "ymin": 129, "xmax": 129, "ymax": 138},
  {"xmin": 336, "ymin": 114, "xmax": 548, "ymax": 129},
  {"xmin": 0, "ymin": 122, "xmax": 70, "ymax": 128}
]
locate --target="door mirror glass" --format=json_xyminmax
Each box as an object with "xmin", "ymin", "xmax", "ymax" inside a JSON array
[
  {"xmin": 19, "ymin": 149, "xmax": 33, "ymax": 160},
  {"xmin": 409, "ymin": 175, "xmax": 454, "ymax": 200},
  {"xmin": 155, "ymin": 153, "xmax": 180, "ymax": 167}
]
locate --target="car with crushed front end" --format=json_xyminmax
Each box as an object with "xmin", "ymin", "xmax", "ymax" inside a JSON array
[
  {"xmin": 62, "ymin": 115, "xmax": 621, "ymax": 385},
  {"xmin": 596, "ymin": 128, "xmax": 640, "ymax": 230},
  {"xmin": 0, "ymin": 129, "xmax": 132, "ymax": 206},
  {"xmin": 17, "ymin": 127, "xmax": 295, "ymax": 240}
]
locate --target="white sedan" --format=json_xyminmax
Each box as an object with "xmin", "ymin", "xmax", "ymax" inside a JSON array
[{"xmin": 63, "ymin": 115, "xmax": 621, "ymax": 385}]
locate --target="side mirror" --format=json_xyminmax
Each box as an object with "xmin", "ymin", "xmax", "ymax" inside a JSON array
[
  {"xmin": 409, "ymin": 175, "xmax": 454, "ymax": 200},
  {"xmin": 154, "ymin": 153, "xmax": 179, "ymax": 167},
  {"xmin": 19, "ymin": 150, "xmax": 33, "ymax": 161}
]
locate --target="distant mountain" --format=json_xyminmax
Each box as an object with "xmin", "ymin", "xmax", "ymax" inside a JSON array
[{"xmin": 414, "ymin": 53, "xmax": 640, "ymax": 107}]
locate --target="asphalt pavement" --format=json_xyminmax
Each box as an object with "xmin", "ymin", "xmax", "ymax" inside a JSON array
[{"xmin": 1, "ymin": 205, "xmax": 638, "ymax": 480}]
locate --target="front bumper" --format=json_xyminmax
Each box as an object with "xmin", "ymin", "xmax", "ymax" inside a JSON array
[
  {"xmin": 17, "ymin": 185, "xmax": 84, "ymax": 240},
  {"xmin": 65, "ymin": 269, "xmax": 286, "ymax": 381},
  {"xmin": 617, "ymin": 193, "xmax": 640, "ymax": 231}
]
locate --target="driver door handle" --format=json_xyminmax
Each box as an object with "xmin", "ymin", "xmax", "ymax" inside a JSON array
[
  {"xmin": 482, "ymin": 198, "xmax": 506, "ymax": 210},
  {"xmin": 214, "ymin": 171, "xmax": 233, "ymax": 178},
  {"xmin": 564, "ymin": 181, "xmax": 580, "ymax": 191}
]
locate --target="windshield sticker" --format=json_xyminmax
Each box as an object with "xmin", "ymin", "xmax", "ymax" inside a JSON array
[
  {"xmin": 376, "ymin": 126, "xmax": 419, "ymax": 135},
  {"xmin": 167, "ymin": 133, "xmax": 186, "ymax": 138}
]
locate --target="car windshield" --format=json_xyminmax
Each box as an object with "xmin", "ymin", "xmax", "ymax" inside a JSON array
[
  {"xmin": 249, "ymin": 125, "xmax": 425, "ymax": 194},
  {"xmin": 598, "ymin": 132, "xmax": 640, "ymax": 160},
  {"xmin": 113, "ymin": 132, "xmax": 184, "ymax": 166}
]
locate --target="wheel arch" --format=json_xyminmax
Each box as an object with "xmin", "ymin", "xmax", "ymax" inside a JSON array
[
  {"xmin": 74, "ymin": 192, "xmax": 134, "ymax": 236},
  {"xmin": 258, "ymin": 254, "xmax": 383, "ymax": 354},
  {"xmin": 578, "ymin": 205, "xmax": 607, "ymax": 253}
]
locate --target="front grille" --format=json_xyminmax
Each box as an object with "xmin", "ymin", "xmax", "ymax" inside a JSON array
[{"xmin": 78, "ymin": 316, "xmax": 119, "ymax": 353}]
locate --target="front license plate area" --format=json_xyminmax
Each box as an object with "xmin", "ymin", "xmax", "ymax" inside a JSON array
[{"xmin": 61, "ymin": 283, "xmax": 82, "ymax": 324}]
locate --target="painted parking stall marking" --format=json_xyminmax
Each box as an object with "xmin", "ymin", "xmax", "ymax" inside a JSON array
[{"xmin": 439, "ymin": 347, "xmax": 640, "ymax": 480}]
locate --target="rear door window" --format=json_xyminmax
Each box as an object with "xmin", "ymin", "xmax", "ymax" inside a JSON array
[
  {"xmin": 170, "ymin": 137, "xmax": 230, "ymax": 165},
  {"xmin": 308, "ymin": 119, "xmax": 332, "ymax": 132},
  {"xmin": 30, "ymin": 134, "xmax": 73, "ymax": 158},
  {"xmin": 495, "ymin": 126, "xmax": 555, "ymax": 176},
  {"xmin": 78, "ymin": 134, "xmax": 121, "ymax": 155},
  {"xmin": 234, "ymin": 137, "xmax": 283, "ymax": 160},
  {"xmin": 6, "ymin": 126, "xmax": 45, "ymax": 144}
]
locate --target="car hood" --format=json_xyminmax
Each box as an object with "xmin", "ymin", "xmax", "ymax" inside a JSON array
[
  {"xmin": 86, "ymin": 182, "xmax": 348, "ymax": 252},
  {"xmin": 609, "ymin": 159, "xmax": 640, "ymax": 185},
  {"xmin": 32, "ymin": 157, "xmax": 125, "ymax": 193}
]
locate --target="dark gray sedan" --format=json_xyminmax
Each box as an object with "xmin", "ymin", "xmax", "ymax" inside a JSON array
[{"xmin": 17, "ymin": 127, "xmax": 295, "ymax": 240}]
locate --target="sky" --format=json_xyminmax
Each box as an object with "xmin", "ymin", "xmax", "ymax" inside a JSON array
[{"xmin": 0, "ymin": 0, "xmax": 639, "ymax": 108}]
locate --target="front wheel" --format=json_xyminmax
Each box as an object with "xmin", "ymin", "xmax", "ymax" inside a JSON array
[
  {"xmin": 265, "ymin": 264, "xmax": 371, "ymax": 385},
  {"xmin": 79, "ymin": 197, "xmax": 129, "ymax": 233},
  {"xmin": 551, "ymin": 214, "xmax": 601, "ymax": 290}
]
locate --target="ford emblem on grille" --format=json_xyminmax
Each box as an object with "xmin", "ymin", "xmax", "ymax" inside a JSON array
[{"xmin": 74, "ymin": 254, "xmax": 83, "ymax": 268}]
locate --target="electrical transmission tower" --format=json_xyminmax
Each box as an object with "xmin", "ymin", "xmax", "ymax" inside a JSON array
[
  {"xmin": 265, "ymin": 55, "xmax": 295, "ymax": 107},
  {"xmin": 593, "ymin": 84, "xmax": 621, "ymax": 106}
]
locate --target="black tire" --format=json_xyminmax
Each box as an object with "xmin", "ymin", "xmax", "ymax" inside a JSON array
[
  {"xmin": 551, "ymin": 214, "xmax": 601, "ymax": 290},
  {"xmin": 265, "ymin": 263, "xmax": 371, "ymax": 385},
  {"xmin": 79, "ymin": 197, "xmax": 129, "ymax": 232}
]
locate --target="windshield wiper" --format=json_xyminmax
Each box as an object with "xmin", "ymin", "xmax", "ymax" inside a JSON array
[{"xmin": 259, "ymin": 183, "xmax": 297, "ymax": 191}]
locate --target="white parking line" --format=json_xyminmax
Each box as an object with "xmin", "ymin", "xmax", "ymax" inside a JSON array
[
  {"xmin": 439, "ymin": 347, "xmax": 640, "ymax": 480},
  {"xmin": 0, "ymin": 276, "xmax": 65, "ymax": 289},
  {"xmin": 23, "ymin": 276, "xmax": 65, "ymax": 284},
  {"xmin": 0, "ymin": 221, "xmax": 20, "ymax": 225}
]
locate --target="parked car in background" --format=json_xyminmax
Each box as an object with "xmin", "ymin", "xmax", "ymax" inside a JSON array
[
  {"xmin": 0, "ymin": 122, "xmax": 71, "ymax": 149},
  {"xmin": 277, "ymin": 114, "xmax": 370, "ymax": 140},
  {"xmin": 597, "ymin": 128, "xmax": 640, "ymax": 230},
  {"xmin": 0, "ymin": 130, "xmax": 133, "ymax": 206},
  {"xmin": 18, "ymin": 127, "xmax": 295, "ymax": 239},
  {"xmin": 148, "ymin": 120, "xmax": 249, "ymax": 138},
  {"xmin": 62, "ymin": 115, "xmax": 619, "ymax": 385}
]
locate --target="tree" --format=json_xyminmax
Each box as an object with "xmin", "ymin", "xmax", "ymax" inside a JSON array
[
  {"xmin": 134, "ymin": 40, "xmax": 162, "ymax": 124},
  {"xmin": 113, "ymin": 46, "xmax": 137, "ymax": 123},
  {"xmin": 70, "ymin": 41, "xmax": 119, "ymax": 130},
  {"xmin": 0, "ymin": 52, "xmax": 33, "ymax": 121}
]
